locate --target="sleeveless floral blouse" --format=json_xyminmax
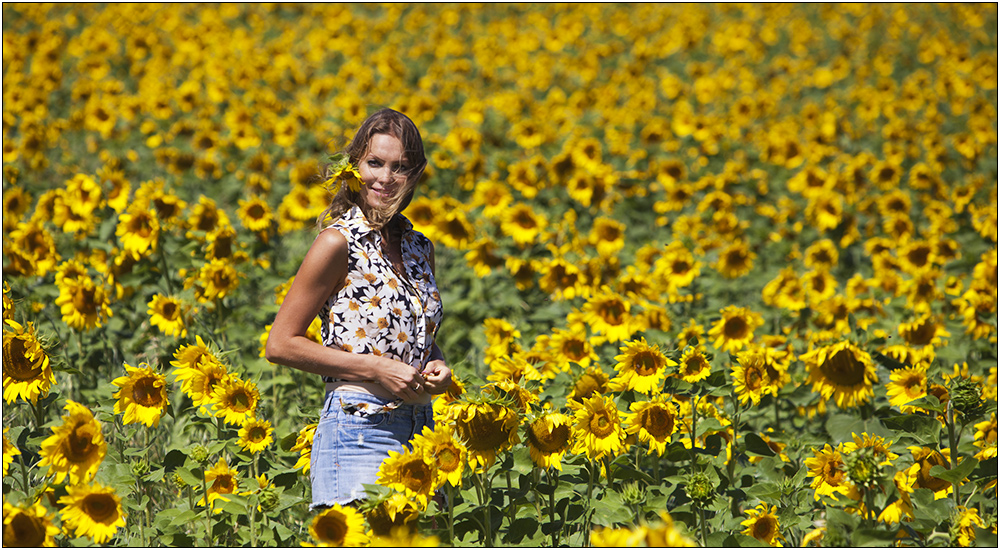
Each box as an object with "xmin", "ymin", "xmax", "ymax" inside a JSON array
[{"xmin": 319, "ymin": 206, "xmax": 443, "ymax": 383}]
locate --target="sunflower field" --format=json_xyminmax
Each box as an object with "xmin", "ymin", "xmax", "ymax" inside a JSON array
[{"xmin": 2, "ymin": 3, "xmax": 998, "ymax": 548}]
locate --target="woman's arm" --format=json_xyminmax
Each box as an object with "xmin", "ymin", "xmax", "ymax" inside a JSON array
[{"xmin": 264, "ymin": 228, "xmax": 426, "ymax": 401}]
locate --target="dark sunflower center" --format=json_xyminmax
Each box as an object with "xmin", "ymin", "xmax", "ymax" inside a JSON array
[
  {"xmin": 67, "ymin": 424, "xmax": 98, "ymax": 462},
  {"xmin": 639, "ymin": 407, "xmax": 674, "ymax": 437},
  {"xmin": 249, "ymin": 426, "xmax": 267, "ymax": 442},
  {"xmin": 160, "ymin": 302, "xmax": 178, "ymax": 320},
  {"xmin": 400, "ymin": 460, "xmax": 431, "ymax": 492},
  {"xmin": 4, "ymin": 337, "xmax": 42, "ymax": 380},
  {"xmin": 598, "ymin": 300, "xmax": 626, "ymax": 325},
  {"xmin": 819, "ymin": 348, "xmax": 866, "ymax": 386},
  {"xmin": 515, "ymin": 211, "xmax": 537, "ymax": 229},
  {"xmin": 460, "ymin": 407, "xmax": 513, "ymax": 451},
  {"xmin": 753, "ymin": 517, "xmax": 776, "ymax": 540},
  {"xmin": 588, "ymin": 409, "xmax": 615, "ymax": 438},
  {"xmin": 744, "ymin": 367, "xmax": 763, "ymax": 391},
  {"xmin": 438, "ymin": 447, "xmax": 461, "ymax": 471},
  {"xmin": 633, "ymin": 350, "xmax": 661, "ymax": 376},
  {"xmin": 132, "ymin": 377, "xmax": 162, "ymax": 408},
  {"xmin": 529, "ymin": 422, "xmax": 570, "ymax": 454},
  {"xmin": 229, "ymin": 390, "xmax": 252, "ymax": 412},
  {"xmin": 916, "ymin": 452, "xmax": 950, "ymax": 493},
  {"xmin": 723, "ymin": 317, "xmax": 748, "ymax": 339},
  {"xmin": 903, "ymin": 321, "xmax": 936, "ymax": 346},
  {"xmin": 684, "ymin": 355, "xmax": 706, "ymax": 376},
  {"xmin": 8, "ymin": 510, "xmax": 46, "ymax": 546},
  {"xmin": 316, "ymin": 513, "xmax": 348, "ymax": 545},
  {"xmin": 82, "ymin": 494, "xmax": 117, "ymax": 523},
  {"xmin": 72, "ymin": 286, "xmax": 98, "ymax": 314},
  {"xmin": 212, "ymin": 474, "xmax": 235, "ymax": 494}
]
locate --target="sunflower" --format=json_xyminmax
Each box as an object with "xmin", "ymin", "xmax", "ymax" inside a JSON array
[
  {"xmin": 237, "ymin": 195, "xmax": 274, "ymax": 235},
  {"xmin": 589, "ymin": 216, "xmax": 626, "ymax": 258},
  {"xmin": 570, "ymin": 394, "xmax": 626, "ymax": 462},
  {"xmin": 899, "ymin": 446, "xmax": 954, "ymax": 501},
  {"xmin": 291, "ymin": 423, "xmax": 317, "ymax": 474},
  {"xmin": 952, "ymin": 506, "xmax": 987, "ymax": 547},
  {"xmin": 740, "ymin": 503, "xmax": 784, "ymax": 547},
  {"xmin": 199, "ymin": 457, "xmax": 241, "ymax": 508},
  {"xmin": 193, "ymin": 258, "xmax": 241, "ymax": 302},
  {"xmin": 608, "ymin": 337, "xmax": 675, "ymax": 395},
  {"xmin": 376, "ymin": 447, "xmax": 439, "ymax": 505},
  {"xmin": 568, "ymin": 366, "xmax": 610, "ymax": 404},
  {"xmin": 173, "ymin": 355, "xmax": 229, "ymax": 409},
  {"xmin": 801, "ymin": 341, "xmax": 878, "ymax": 409},
  {"xmin": 675, "ymin": 345, "xmax": 712, "ymax": 383},
  {"xmin": 38, "ymin": 401, "xmax": 106, "ymax": 485},
  {"xmin": 582, "ymin": 288, "xmax": 637, "ymax": 344},
  {"xmin": 840, "ymin": 433, "xmax": 898, "ymax": 468},
  {"xmin": 898, "ymin": 313, "xmax": 950, "ymax": 349},
  {"xmin": 525, "ymin": 411, "xmax": 573, "ymax": 471},
  {"xmin": 885, "ymin": 365, "xmax": 928, "ymax": 413},
  {"xmin": 58, "ymin": 483, "xmax": 126, "ymax": 544},
  {"xmin": 643, "ymin": 510, "xmax": 697, "ymax": 547},
  {"xmin": 411, "ymin": 424, "xmax": 466, "ymax": 487},
  {"xmin": 483, "ymin": 379, "xmax": 539, "ymax": 414},
  {"xmin": 363, "ymin": 492, "xmax": 423, "ymax": 538},
  {"xmin": 803, "ymin": 239, "xmax": 840, "ymax": 270},
  {"xmin": 451, "ymin": 399, "xmax": 521, "ymax": 471},
  {"xmin": 762, "ymin": 267, "xmax": 807, "ymax": 312},
  {"xmin": 116, "ymin": 204, "xmax": 160, "ymax": 258},
  {"xmin": 304, "ymin": 504, "xmax": 370, "ymax": 547},
  {"xmin": 537, "ymin": 257, "xmax": 586, "ymax": 300},
  {"xmin": 654, "ymin": 242, "xmax": 702, "ymax": 292},
  {"xmin": 3, "ymin": 428, "xmax": 20, "ymax": 477},
  {"xmin": 973, "ymin": 414, "xmax": 997, "ymax": 461},
  {"xmin": 548, "ymin": 327, "xmax": 598, "ymax": 370},
  {"xmin": 211, "ymin": 376, "xmax": 260, "ymax": 426},
  {"xmin": 709, "ymin": 306, "xmax": 763, "ymax": 354},
  {"xmin": 3, "ymin": 319, "xmax": 55, "ymax": 404},
  {"xmin": 731, "ymin": 349, "xmax": 770, "ymax": 407},
  {"xmin": 147, "ymin": 294, "xmax": 188, "ymax": 338},
  {"xmin": 501, "ymin": 203, "xmax": 547, "ymax": 247},
  {"xmin": 111, "ymin": 362, "xmax": 170, "ymax": 428},
  {"xmin": 715, "ymin": 240, "xmax": 756, "ymax": 279},
  {"xmin": 2, "ymin": 500, "xmax": 60, "ymax": 547},
  {"xmin": 237, "ymin": 417, "xmax": 274, "ymax": 454},
  {"xmin": 805, "ymin": 444, "xmax": 851, "ymax": 501},
  {"xmin": 625, "ymin": 396, "xmax": 679, "ymax": 456},
  {"xmin": 55, "ymin": 276, "xmax": 113, "ymax": 332},
  {"xmin": 186, "ymin": 195, "xmax": 230, "ymax": 237}
]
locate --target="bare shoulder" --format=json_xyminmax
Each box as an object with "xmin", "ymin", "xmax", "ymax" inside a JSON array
[{"xmin": 294, "ymin": 227, "xmax": 349, "ymax": 288}]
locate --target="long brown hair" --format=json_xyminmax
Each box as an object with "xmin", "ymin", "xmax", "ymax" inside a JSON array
[{"xmin": 317, "ymin": 108, "xmax": 427, "ymax": 230}]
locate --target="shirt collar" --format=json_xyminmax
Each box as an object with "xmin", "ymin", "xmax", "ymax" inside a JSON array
[{"xmin": 342, "ymin": 205, "xmax": 412, "ymax": 237}]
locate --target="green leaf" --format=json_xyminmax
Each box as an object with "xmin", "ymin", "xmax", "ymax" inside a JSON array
[
  {"xmin": 851, "ymin": 527, "xmax": 898, "ymax": 547},
  {"xmin": 744, "ymin": 481, "xmax": 781, "ymax": 501},
  {"xmin": 930, "ymin": 457, "xmax": 978, "ymax": 485},
  {"xmin": 881, "ymin": 414, "xmax": 941, "ymax": 445},
  {"xmin": 903, "ymin": 395, "xmax": 944, "ymax": 414},
  {"xmin": 725, "ymin": 534, "xmax": 770, "ymax": 547},
  {"xmin": 176, "ymin": 466, "xmax": 202, "ymax": 487},
  {"xmin": 744, "ymin": 433, "xmax": 776, "ymax": 457}
]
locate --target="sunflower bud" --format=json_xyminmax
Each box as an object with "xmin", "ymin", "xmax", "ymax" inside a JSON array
[
  {"xmin": 172, "ymin": 472, "xmax": 187, "ymax": 488},
  {"xmin": 686, "ymin": 471, "xmax": 715, "ymax": 504},
  {"xmin": 258, "ymin": 486, "xmax": 280, "ymax": 512},
  {"xmin": 845, "ymin": 446, "xmax": 882, "ymax": 490},
  {"xmin": 621, "ymin": 481, "xmax": 646, "ymax": 507},
  {"xmin": 131, "ymin": 457, "xmax": 150, "ymax": 478},
  {"xmin": 190, "ymin": 444, "xmax": 210, "ymax": 465},
  {"xmin": 949, "ymin": 378, "xmax": 986, "ymax": 422}
]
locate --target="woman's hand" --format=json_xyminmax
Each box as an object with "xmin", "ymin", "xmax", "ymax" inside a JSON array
[
  {"xmin": 422, "ymin": 360, "xmax": 452, "ymax": 395},
  {"xmin": 373, "ymin": 356, "xmax": 433, "ymax": 401}
]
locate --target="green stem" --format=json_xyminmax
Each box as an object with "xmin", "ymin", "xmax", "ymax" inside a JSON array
[
  {"xmin": 18, "ymin": 455, "xmax": 32, "ymax": 497},
  {"xmin": 545, "ymin": 468, "xmax": 560, "ymax": 547},
  {"xmin": 505, "ymin": 469, "xmax": 515, "ymax": 531},
  {"xmin": 201, "ymin": 474, "xmax": 213, "ymax": 547},
  {"xmin": 473, "ymin": 472, "xmax": 493, "ymax": 546},
  {"xmin": 446, "ymin": 483, "xmax": 455, "ymax": 544},
  {"xmin": 158, "ymin": 238, "xmax": 175, "ymax": 295},
  {"xmin": 947, "ymin": 402, "xmax": 961, "ymax": 508},
  {"xmin": 697, "ymin": 503, "xmax": 709, "ymax": 547}
]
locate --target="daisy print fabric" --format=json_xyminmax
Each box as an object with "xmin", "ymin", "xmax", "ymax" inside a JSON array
[{"xmin": 319, "ymin": 206, "xmax": 443, "ymax": 382}]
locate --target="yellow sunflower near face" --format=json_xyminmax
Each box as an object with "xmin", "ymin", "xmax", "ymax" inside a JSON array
[
  {"xmin": 801, "ymin": 341, "xmax": 879, "ymax": 409},
  {"xmin": 304, "ymin": 503, "xmax": 370, "ymax": 547},
  {"xmin": 237, "ymin": 417, "xmax": 274, "ymax": 454},
  {"xmin": 2, "ymin": 500, "xmax": 60, "ymax": 547},
  {"xmin": 709, "ymin": 306, "xmax": 763, "ymax": 354},
  {"xmin": 116, "ymin": 204, "xmax": 160, "ymax": 258},
  {"xmin": 3, "ymin": 319, "xmax": 55, "ymax": 404},
  {"xmin": 55, "ymin": 276, "xmax": 113, "ymax": 332},
  {"xmin": 741, "ymin": 503, "xmax": 785, "ymax": 546},
  {"xmin": 111, "ymin": 362, "xmax": 169, "ymax": 428},
  {"xmin": 625, "ymin": 395, "xmax": 679, "ymax": 457},
  {"xmin": 411, "ymin": 424, "xmax": 466, "ymax": 487},
  {"xmin": 376, "ymin": 447, "xmax": 439, "ymax": 506},
  {"xmin": 211, "ymin": 376, "xmax": 260, "ymax": 426},
  {"xmin": 525, "ymin": 411, "xmax": 573, "ymax": 471},
  {"xmin": 570, "ymin": 394, "xmax": 626, "ymax": 462},
  {"xmin": 147, "ymin": 294, "xmax": 188, "ymax": 338},
  {"xmin": 58, "ymin": 483, "xmax": 126, "ymax": 545},
  {"xmin": 38, "ymin": 401, "xmax": 106, "ymax": 485},
  {"xmin": 608, "ymin": 337, "xmax": 675, "ymax": 395}
]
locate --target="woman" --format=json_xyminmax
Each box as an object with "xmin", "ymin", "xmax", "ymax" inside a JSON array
[{"xmin": 265, "ymin": 108, "xmax": 451, "ymax": 508}]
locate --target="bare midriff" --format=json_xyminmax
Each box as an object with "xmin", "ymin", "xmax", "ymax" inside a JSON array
[{"xmin": 324, "ymin": 379, "xmax": 433, "ymax": 405}]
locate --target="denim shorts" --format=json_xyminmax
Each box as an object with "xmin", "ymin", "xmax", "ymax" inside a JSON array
[{"xmin": 310, "ymin": 391, "xmax": 434, "ymax": 509}]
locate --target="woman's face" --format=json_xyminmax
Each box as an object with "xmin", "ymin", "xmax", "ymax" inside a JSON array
[{"xmin": 359, "ymin": 133, "xmax": 409, "ymax": 212}]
